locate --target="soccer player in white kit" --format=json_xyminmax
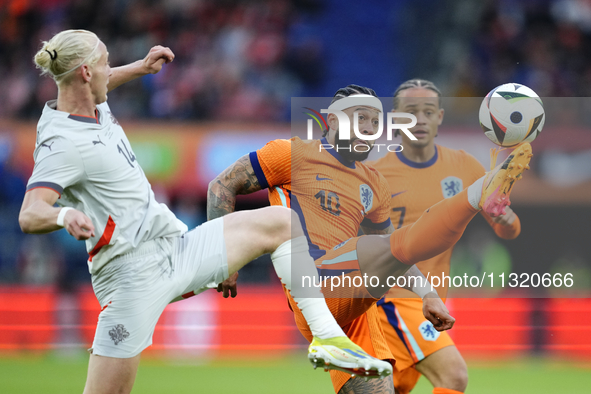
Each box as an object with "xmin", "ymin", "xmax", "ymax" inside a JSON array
[{"xmin": 18, "ymin": 30, "xmax": 392, "ymax": 394}]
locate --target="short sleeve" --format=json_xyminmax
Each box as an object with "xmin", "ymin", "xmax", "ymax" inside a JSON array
[
  {"xmin": 26, "ymin": 137, "xmax": 85, "ymax": 196},
  {"xmin": 362, "ymin": 173, "xmax": 392, "ymax": 230},
  {"xmin": 249, "ymin": 139, "xmax": 292, "ymax": 189}
]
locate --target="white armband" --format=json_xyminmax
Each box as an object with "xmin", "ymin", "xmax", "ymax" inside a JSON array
[
  {"xmin": 404, "ymin": 266, "xmax": 437, "ymax": 299},
  {"xmin": 411, "ymin": 279, "xmax": 437, "ymax": 299},
  {"xmin": 57, "ymin": 207, "xmax": 74, "ymax": 227}
]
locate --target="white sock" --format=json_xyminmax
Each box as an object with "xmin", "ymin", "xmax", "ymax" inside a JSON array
[
  {"xmin": 271, "ymin": 236, "xmax": 346, "ymax": 339},
  {"xmin": 467, "ymin": 175, "xmax": 485, "ymax": 210}
]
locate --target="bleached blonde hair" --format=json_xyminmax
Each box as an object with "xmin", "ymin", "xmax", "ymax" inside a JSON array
[{"xmin": 34, "ymin": 29, "xmax": 101, "ymax": 83}]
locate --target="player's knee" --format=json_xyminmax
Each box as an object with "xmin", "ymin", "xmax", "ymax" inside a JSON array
[
  {"xmin": 439, "ymin": 359, "xmax": 468, "ymax": 391},
  {"xmin": 395, "ymin": 378, "xmax": 416, "ymax": 394},
  {"xmin": 455, "ymin": 367, "xmax": 469, "ymax": 391},
  {"xmin": 290, "ymin": 209, "xmax": 304, "ymax": 238},
  {"xmin": 453, "ymin": 363, "xmax": 469, "ymax": 391},
  {"xmin": 258, "ymin": 206, "xmax": 292, "ymax": 250},
  {"xmin": 418, "ymin": 347, "xmax": 468, "ymax": 391},
  {"xmin": 358, "ymin": 234, "xmax": 406, "ymax": 294}
]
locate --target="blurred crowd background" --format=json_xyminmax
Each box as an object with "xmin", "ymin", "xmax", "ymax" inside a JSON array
[
  {"xmin": 1, "ymin": 1, "xmax": 591, "ymax": 291},
  {"xmin": 4, "ymin": 0, "xmax": 591, "ymax": 122}
]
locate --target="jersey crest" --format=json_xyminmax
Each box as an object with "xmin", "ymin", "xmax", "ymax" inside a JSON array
[
  {"xmin": 109, "ymin": 324, "xmax": 130, "ymax": 345},
  {"xmin": 440, "ymin": 176, "xmax": 463, "ymax": 198},
  {"xmin": 419, "ymin": 320, "xmax": 440, "ymax": 341},
  {"xmin": 359, "ymin": 184, "xmax": 373, "ymax": 213}
]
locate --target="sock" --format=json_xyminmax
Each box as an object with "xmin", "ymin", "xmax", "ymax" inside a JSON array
[
  {"xmin": 466, "ymin": 175, "xmax": 485, "ymax": 210},
  {"xmin": 433, "ymin": 388, "xmax": 464, "ymax": 394},
  {"xmin": 271, "ymin": 236, "xmax": 346, "ymax": 339},
  {"xmin": 390, "ymin": 189, "xmax": 479, "ymax": 265}
]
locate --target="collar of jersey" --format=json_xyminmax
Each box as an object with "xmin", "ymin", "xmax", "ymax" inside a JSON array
[
  {"xmin": 68, "ymin": 110, "xmax": 100, "ymax": 124},
  {"xmin": 320, "ymin": 137, "xmax": 356, "ymax": 169},
  {"xmin": 396, "ymin": 145, "xmax": 439, "ymax": 169},
  {"xmin": 46, "ymin": 100, "xmax": 102, "ymax": 125}
]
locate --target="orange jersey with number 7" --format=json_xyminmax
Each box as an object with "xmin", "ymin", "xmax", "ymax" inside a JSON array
[
  {"xmin": 369, "ymin": 145, "xmax": 522, "ymax": 388},
  {"xmin": 369, "ymin": 145, "xmax": 521, "ymax": 299}
]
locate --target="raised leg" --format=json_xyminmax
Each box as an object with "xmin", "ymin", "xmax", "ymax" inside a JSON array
[
  {"xmin": 357, "ymin": 189, "xmax": 478, "ymax": 298},
  {"xmin": 222, "ymin": 205, "xmax": 393, "ymax": 378},
  {"xmin": 222, "ymin": 206, "xmax": 293, "ymax": 275}
]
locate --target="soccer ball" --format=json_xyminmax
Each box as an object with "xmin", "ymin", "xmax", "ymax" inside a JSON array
[{"xmin": 479, "ymin": 83, "xmax": 545, "ymax": 147}]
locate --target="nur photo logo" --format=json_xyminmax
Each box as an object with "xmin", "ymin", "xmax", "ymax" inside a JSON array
[{"xmin": 302, "ymin": 95, "xmax": 419, "ymax": 153}]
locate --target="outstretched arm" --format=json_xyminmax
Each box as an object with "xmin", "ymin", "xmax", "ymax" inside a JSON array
[
  {"xmin": 107, "ymin": 46, "xmax": 174, "ymax": 92},
  {"xmin": 207, "ymin": 154, "xmax": 262, "ymax": 220}
]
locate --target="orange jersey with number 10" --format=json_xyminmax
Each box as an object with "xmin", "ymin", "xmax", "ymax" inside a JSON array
[
  {"xmin": 250, "ymin": 137, "xmax": 396, "ymax": 393},
  {"xmin": 249, "ymin": 136, "xmax": 392, "ymax": 259}
]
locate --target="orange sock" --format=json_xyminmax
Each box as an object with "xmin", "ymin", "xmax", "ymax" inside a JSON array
[
  {"xmin": 433, "ymin": 388, "xmax": 464, "ymax": 394},
  {"xmin": 390, "ymin": 189, "xmax": 478, "ymax": 265}
]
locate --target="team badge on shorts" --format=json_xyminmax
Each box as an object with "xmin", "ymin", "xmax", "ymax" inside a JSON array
[
  {"xmin": 440, "ymin": 176, "xmax": 463, "ymax": 198},
  {"xmin": 359, "ymin": 184, "xmax": 373, "ymax": 213},
  {"xmin": 109, "ymin": 324, "xmax": 130, "ymax": 345},
  {"xmin": 419, "ymin": 320, "xmax": 440, "ymax": 341}
]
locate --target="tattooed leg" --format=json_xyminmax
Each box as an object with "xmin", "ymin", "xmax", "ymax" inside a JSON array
[{"xmin": 339, "ymin": 376, "xmax": 395, "ymax": 394}]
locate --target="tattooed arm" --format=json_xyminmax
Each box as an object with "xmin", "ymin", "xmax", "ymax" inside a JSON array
[
  {"xmin": 207, "ymin": 154, "xmax": 263, "ymax": 220},
  {"xmin": 207, "ymin": 154, "xmax": 263, "ymax": 298}
]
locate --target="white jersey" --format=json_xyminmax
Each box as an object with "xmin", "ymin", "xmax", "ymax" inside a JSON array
[{"xmin": 27, "ymin": 100, "xmax": 187, "ymax": 274}]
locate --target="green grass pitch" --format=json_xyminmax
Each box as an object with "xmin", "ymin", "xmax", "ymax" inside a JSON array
[{"xmin": 1, "ymin": 353, "xmax": 590, "ymax": 393}]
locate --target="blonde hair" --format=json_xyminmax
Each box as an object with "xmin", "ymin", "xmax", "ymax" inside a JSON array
[{"xmin": 34, "ymin": 29, "xmax": 102, "ymax": 83}]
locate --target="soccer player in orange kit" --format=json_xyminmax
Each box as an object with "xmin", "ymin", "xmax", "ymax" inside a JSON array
[
  {"xmin": 371, "ymin": 79, "xmax": 522, "ymax": 394},
  {"xmin": 207, "ymin": 84, "xmax": 532, "ymax": 393}
]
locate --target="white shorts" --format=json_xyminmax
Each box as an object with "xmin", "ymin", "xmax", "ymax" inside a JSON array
[{"xmin": 90, "ymin": 218, "xmax": 228, "ymax": 358}]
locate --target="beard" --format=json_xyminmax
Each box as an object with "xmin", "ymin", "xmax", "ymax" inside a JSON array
[{"xmin": 334, "ymin": 130, "xmax": 373, "ymax": 162}]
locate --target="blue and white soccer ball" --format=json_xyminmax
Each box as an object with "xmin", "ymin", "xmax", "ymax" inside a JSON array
[{"xmin": 479, "ymin": 83, "xmax": 545, "ymax": 147}]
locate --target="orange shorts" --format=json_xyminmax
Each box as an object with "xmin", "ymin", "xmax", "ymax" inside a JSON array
[
  {"xmin": 286, "ymin": 237, "xmax": 394, "ymax": 393},
  {"xmin": 376, "ymin": 297, "xmax": 455, "ymax": 393}
]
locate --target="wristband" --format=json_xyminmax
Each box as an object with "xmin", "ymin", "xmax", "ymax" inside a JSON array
[
  {"xmin": 57, "ymin": 207, "xmax": 74, "ymax": 227},
  {"xmin": 411, "ymin": 282, "xmax": 436, "ymax": 299}
]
